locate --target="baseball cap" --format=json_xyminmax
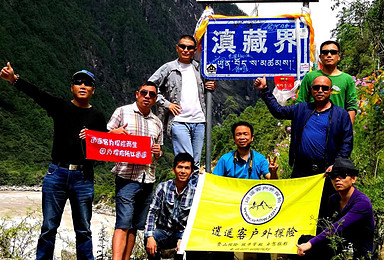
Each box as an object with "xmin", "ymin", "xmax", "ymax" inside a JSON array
[{"xmin": 71, "ymin": 70, "xmax": 95, "ymax": 84}]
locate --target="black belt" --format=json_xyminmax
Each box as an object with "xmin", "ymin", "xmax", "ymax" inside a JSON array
[
  {"xmin": 53, "ymin": 162, "xmax": 84, "ymax": 171},
  {"xmin": 295, "ymin": 158, "xmax": 326, "ymax": 174}
]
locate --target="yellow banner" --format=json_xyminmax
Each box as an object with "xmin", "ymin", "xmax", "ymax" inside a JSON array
[{"xmin": 180, "ymin": 173, "xmax": 325, "ymax": 254}]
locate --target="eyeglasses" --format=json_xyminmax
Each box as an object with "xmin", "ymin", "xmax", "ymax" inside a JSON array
[
  {"xmin": 320, "ymin": 49, "xmax": 339, "ymax": 55},
  {"xmin": 178, "ymin": 44, "xmax": 196, "ymax": 51},
  {"xmin": 72, "ymin": 80, "xmax": 94, "ymax": 87},
  {"xmin": 311, "ymin": 85, "xmax": 330, "ymax": 92},
  {"xmin": 328, "ymin": 172, "xmax": 350, "ymax": 180},
  {"xmin": 139, "ymin": 89, "xmax": 157, "ymax": 98}
]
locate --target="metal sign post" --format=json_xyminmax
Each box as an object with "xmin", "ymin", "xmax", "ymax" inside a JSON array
[{"xmin": 205, "ymin": 90, "xmax": 213, "ymax": 173}]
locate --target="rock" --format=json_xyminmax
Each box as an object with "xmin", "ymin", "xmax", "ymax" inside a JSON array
[{"xmin": 61, "ymin": 249, "xmax": 76, "ymax": 260}]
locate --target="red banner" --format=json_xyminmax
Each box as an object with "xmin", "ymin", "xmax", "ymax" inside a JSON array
[
  {"xmin": 85, "ymin": 130, "xmax": 152, "ymax": 164},
  {"xmin": 274, "ymin": 76, "xmax": 295, "ymax": 91}
]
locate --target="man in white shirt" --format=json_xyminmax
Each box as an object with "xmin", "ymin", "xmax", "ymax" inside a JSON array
[{"xmin": 149, "ymin": 35, "xmax": 216, "ymax": 172}]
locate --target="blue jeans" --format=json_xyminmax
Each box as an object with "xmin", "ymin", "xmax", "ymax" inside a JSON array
[
  {"xmin": 171, "ymin": 122, "xmax": 205, "ymax": 169},
  {"xmin": 145, "ymin": 229, "xmax": 183, "ymax": 260},
  {"xmin": 36, "ymin": 164, "xmax": 94, "ymax": 260}
]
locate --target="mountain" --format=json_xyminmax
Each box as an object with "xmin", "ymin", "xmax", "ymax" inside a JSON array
[{"xmin": 0, "ymin": 0, "xmax": 257, "ymax": 186}]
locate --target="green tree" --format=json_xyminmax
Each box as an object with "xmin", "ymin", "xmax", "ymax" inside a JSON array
[{"xmin": 333, "ymin": 0, "xmax": 384, "ymax": 77}]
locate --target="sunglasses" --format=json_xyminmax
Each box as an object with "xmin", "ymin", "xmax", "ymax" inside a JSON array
[
  {"xmin": 178, "ymin": 44, "xmax": 196, "ymax": 51},
  {"xmin": 321, "ymin": 49, "xmax": 339, "ymax": 55},
  {"xmin": 139, "ymin": 89, "xmax": 157, "ymax": 98},
  {"xmin": 311, "ymin": 85, "xmax": 330, "ymax": 92},
  {"xmin": 328, "ymin": 172, "xmax": 350, "ymax": 180},
  {"xmin": 72, "ymin": 80, "xmax": 94, "ymax": 87}
]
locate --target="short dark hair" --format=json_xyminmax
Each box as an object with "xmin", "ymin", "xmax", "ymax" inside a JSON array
[
  {"xmin": 231, "ymin": 121, "xmax": 254, "ymax": 138},
  {"xmin": 138, "ymin": 81, "xmax": 157, "ymax": 92},
  {"xmin": 320, "ymin": 40, "xmax": 340, "ymax": 52},
  {"xmin": 179, "ymin": 34, "xmax": 197, "ymax": 47},
  {"xmin": 173, "ymin": 152, "xmax": 195, "ymax": 169}
]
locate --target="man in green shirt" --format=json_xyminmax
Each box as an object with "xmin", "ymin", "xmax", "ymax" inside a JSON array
[{"xmin": 296, "ymin": 40, "xmax": 357, "ymax": 123}]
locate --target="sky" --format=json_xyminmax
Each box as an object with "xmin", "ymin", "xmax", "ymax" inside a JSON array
[{"xmin": 236, "ymin": 0, "xmax": 340, "ymax": 51}]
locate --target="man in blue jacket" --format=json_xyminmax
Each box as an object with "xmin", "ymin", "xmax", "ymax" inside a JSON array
[
  {"xmin": 254, "ymin": 75, "xmax": 353, "ymax": 178},
  {"xmin": 254, "ymin": 74, "xmax": 353, "ymax": 220}
]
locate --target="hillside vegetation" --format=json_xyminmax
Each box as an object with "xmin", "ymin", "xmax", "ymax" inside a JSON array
[{"xmin": 0, "ymin": 0, "xmax": 247, "ymax": 199}]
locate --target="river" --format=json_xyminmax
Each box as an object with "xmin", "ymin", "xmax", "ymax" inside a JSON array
[{"xmin": 0, "ymin": 190, "xmax": 115, "ymax": 259}]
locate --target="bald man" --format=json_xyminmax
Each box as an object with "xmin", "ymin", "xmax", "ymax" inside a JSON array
[
  {"xmin": 254, "ymin": 75, "xmax": 353, "ymax": 223},
  {"xmin": 254, "ymin": 75, "xmax": 353, "ymax": 178}
]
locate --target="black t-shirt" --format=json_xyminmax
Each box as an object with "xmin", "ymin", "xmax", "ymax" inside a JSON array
[{"xmin": 15, "ymin": 78, "xmax": 107, "ymax": 174}]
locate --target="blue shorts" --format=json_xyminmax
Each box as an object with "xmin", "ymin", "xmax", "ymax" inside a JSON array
[{"xmin": 115, "ymin": 176, "xmax": 153, "ymax": 230}]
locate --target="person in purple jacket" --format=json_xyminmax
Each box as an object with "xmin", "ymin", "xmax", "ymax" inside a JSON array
[{"xmin": 296, "ymin": 158, "xmax": 374, "ymax": 259}]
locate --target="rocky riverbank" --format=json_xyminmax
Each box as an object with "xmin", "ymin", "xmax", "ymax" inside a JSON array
[
  {"xmin": 0, "ymin": 188, "xmax": 115, "ymax": 259},
  {"xmin": 0, "ymin": 185, "xmax": 42, "ymax": 192},
  {"xmin": 0, "ymin": 185, "xmax": 115, "ymax": 216}
]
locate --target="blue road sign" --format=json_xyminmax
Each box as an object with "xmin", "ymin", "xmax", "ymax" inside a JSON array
[{"xmin": 201, "ymin": 17, "xmax": 311, "ymax": 79}]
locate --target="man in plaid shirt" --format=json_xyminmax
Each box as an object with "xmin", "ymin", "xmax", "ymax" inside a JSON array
[
  {"xmin": 107, "ymin": 81, "xmax": 163, "ymax": 260},
  {"xmin": 144, "ymin": 153, "xmax": 196, "ymax": 260}
]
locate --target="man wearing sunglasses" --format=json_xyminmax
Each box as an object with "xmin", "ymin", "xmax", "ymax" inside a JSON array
[
  {"xmin": 0, "ymin": 63, "xmax": 107, "ymax": 259},
  {"xmin": 107, "ymin": 81, "xmax": 163, "ymax": 260},
  {"xmin": 254, "ymin": 74, "xmax": 353, "ymax": 223},
  {"xmin": 297, "ymin": 158, "xmax": 374, "ymax": 259},
  {"xmin": 149, "ymin": 34, "xmax": 216, "ymax": 173},
  {"xmin": 254, "ymin": 74, "xmax": 353, "ymax": 178},
  {"xmin": 296, "ymin": 40, "xmax": 357, "ymax": 124}
]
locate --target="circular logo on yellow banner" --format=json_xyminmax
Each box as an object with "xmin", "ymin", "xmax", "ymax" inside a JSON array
[{"xmin": 240, "ymin": 184, "xmax": 284, "ymax": 225}]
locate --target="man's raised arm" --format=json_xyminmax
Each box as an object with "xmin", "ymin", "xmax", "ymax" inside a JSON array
[{"xmin": 1, "ymin": 62, "xmax": 18, "ymax": 83}]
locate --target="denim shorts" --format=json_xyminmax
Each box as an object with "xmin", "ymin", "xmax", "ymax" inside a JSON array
[{"xmin": 115, "ymin": 176, "xmax": 153, "ymax": 230}]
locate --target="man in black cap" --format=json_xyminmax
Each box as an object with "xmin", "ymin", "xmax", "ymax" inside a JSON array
[
  {"xmin": 1, "ymin": 62, "xmax": 107, "ymax": 260},
  {"xmin": 297, "ymin": 158, "xmax": 374, "ymax": 259}
]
